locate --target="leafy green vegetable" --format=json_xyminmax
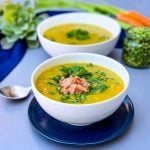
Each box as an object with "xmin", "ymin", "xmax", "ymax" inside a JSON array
[
  {"xmin": 61, "ymin": 65, "xmax": 92, "ymax": 78},
  {"xmin": 0, "ymin": 0, "xmax": 48, "ymax": 49},
  {"xmin": 67, "ymin": 29, "xmax": 90, "ymax": 40}
]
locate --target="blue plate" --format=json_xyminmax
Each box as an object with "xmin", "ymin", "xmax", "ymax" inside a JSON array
[{"xmin": 28, "ymin": 96, "xmax": 134, "ymax": 145}]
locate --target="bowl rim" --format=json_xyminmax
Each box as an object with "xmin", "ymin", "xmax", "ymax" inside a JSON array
[
  {"xmin": 31, "ymin": 53, "xmax": 129, "ymax": 107},
  {"xmin": 37, "ymin": 12, "xmax": 121, "ymax": 47}
]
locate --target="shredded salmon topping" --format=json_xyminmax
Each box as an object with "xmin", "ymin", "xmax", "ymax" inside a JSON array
[{"xmin": 59, "ymin": 76, "xmax": 90, "ymax": 95}]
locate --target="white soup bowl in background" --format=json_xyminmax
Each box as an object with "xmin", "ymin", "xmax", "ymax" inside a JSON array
[{"xmin": 37, "ymin": 12, "xmax": 121, "ymax": 56}]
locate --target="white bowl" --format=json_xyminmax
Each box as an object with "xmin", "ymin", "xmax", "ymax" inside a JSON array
[
  {"xmin": 31, "ymin": 53, "xmax": 129, "ymax": 126},
  {"xmin": 37, "ymin": 12, "xmax": 121, "ymax": 56}
]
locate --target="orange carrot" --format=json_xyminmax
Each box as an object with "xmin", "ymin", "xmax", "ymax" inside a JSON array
[
  {"xmin": 127, "ymin": 10, "xmax": 150, "ymax": 27},
  {"xmin": 117, "ymin": 13, "xmax": 144, "ymax": 26}
]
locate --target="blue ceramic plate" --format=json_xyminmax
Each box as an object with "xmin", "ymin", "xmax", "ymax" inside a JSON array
[{"xmin": 28, "ymin": 96, "xmax": 134, "ymax": 145}]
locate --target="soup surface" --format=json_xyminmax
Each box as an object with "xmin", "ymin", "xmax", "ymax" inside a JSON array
[
  {"xmin": 35, "ymin": 63, "xmax": 124, "ymax": 104},
  {"xmin": 43, "ymin": 24, "xmax": 112, "ymax": 45}
]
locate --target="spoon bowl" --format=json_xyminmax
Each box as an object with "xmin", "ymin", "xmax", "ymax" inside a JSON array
[{"xmin": 0, "ymin": 85, "xmax": 31, "ymax": 100}]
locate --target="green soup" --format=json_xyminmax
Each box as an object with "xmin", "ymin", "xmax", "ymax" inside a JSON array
[
  {"xmin": 43, "ymin": 24, "xmax": 112, "ymax": 45},
  {"xmin": 35, "ymin": 63, "xmax": 124, "ymax": 104}
]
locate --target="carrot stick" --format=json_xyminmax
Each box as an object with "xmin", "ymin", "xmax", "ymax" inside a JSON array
[
  {"xmin": 127, "ymin": 10, "xmax": 150, "ymax": 27},
  {"xmin": 117, "ymin": 13, "xmax": 144, "ymax": 26}
]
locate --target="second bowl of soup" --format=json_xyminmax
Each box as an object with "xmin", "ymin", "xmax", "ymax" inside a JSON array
[
  {"xmin": 31, "ymin": 53, "xmax": 129, "ymax": 126},
  {"xmin": 37, "ymin": 12, "xmax": 121, "ymax": 56}
]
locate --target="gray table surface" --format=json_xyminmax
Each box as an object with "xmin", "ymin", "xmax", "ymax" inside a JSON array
[{"xmin": 0, "ymin": 0, "xmax": 150, "ymax": 149}]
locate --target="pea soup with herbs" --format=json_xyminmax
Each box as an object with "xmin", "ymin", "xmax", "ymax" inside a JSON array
[
  {"xmin": 35, "ymin": 63, "xmax": 124, "ymax": 104},
  {"xmin": 43, "ymin": 24, "xmax": 112, "ymax": 45}
]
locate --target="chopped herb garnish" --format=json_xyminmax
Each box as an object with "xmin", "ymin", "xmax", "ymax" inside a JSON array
[
  {"xmin": 50, "ymin": 38, "xmax": 56, "ymax": 41},
  {"xmin": 60, "ymin": 95, "xmax": 70, "ymax": 103},
  {"xmin": 90, "ymin": 84, "xmax": 108, "ymax": 94},
  {"xmin": 47, "ymin": 81, "xmax": 54, "ymax": 85},
  {"xmin": 95, "ymin": 70, "xmax": 106, "ymax": 76},
  {"xmin": 45, "ymin": 64, "xmax": 112, "ymax": 104},
  {"xmin": 51, "ymin": 75, "xmax": 61, "ymax": 83},
  {"xmin": 87, "ymin": 63, "xmax": 94, "ymax": 67},
  {"xmin": 55, "ymin": 84, "xmax": 61, "ymax": 93},
  {"xmin": 61, "ymin": 65, "xmax": 92, "ymax": 78},
  {"xmin": 88, "ymin": 76, "xmax": 109, "ymax": 84},
  {"xmin": 48, "ymin": 91, "xmax": 55, "ymax": 95},
  {"xmin": 73, "ymin": 94, "xmax": 86, "ymax": 103},
  {"xmin": 88, "ymin": 77, "xmax": 101, "ymax": 84},
  {"xmin": 67, "ymin": 29, "xmax": 90, "ymax": 40}
]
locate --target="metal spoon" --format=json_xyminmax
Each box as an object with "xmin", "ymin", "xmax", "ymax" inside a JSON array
[{"xmin": 0, "ymin": 85, "xmax": 32, "ymax": 100}]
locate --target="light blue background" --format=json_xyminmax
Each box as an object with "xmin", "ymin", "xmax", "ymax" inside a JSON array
[{"xmin": 0, "ymin": 0, "xmax": 150, "ymax": 150}]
